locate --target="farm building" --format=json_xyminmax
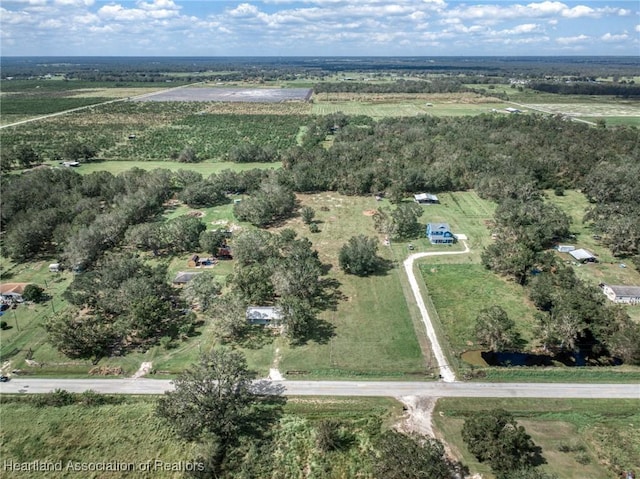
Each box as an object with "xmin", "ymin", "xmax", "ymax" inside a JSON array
[
  {"xmin": 62, "ymin": 161, "xmax": 80, "ymax": 167},
  {"xmin": 557, "ymin": 245, "xmax": 575, "ymax": 253},
  {"xmin": 49, "ymin": 263, "xmax": 60, "ymax": 272},
  {"xmin": 602, "ymin": 285, "xmax": 640, "ymax": 304},
  {"xmin": 246, "ymin": 306, "xmax": 282, "ymax": 326},
  {"xmin": 505, "ymin": 107, "xmax": 521, "ymax": 114},
  {"xmin": 426, "ymin": 223, "xmax": 455, "ymax": 244},
  {"xmin": 569, "ymin": 248, "xmax": 597, "ymax": 263},
  {"xmin": 0, "ymin": 284, "xmax": 25, "ymax": 303},
  {"xmin": 414, "ymin": 193, "xmax": 439, "ymax": 204},
  {"xmin": 172, "ymin": 272, "xmax": 202, "ymax": 285}
]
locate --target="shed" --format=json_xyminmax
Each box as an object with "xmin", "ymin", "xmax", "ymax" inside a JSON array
[
  {"xmin": 414, "ymin": 193, "xmax": 439, "ymax": 204},
  {"xmin": 569, "ymin": 248, "xmax": 596, "ymax": 263},
  {"xmin": 0, "ymin": 284, "xmax": 25, "ymax": 303},
  {"xmin": 62, "ymin": 161, "xmax": 80, "ymax": 167},
  {"xmin": 172, "ymin": 272, "xmax": 201, "ymax": 284},
  {"xmin": 557, "ymin": 245, "xmax": 575, "ymax": 253},
  {"xmin": 246, "ymin": 306, "xmax": 282, "ymax": 326},
  {"xmin": 505, "ymin": 107, "xmax": 521, "ymax": 114},
  {"xmin": 602, "ymin": 285, "xmax": 640, "ymax": 305},
  {"xmin": 188, "ymin": 255, "xmax": 200, "ymax": 267},
  {"xmin": 49, "ymin": 263, "xmax": 60, "ymax": 272}
]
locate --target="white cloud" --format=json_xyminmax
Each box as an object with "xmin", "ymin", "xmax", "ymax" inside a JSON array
[
  {"xmin": 556, "ymin": 34, "xmax": 589, "ymax": 44},
  {"xmin": 54, "ymin": 0, "xmax": 95, "ymax": 6},
  {"xmin": 561, "ymin": 5, "xmax": 596, "ymax": 19},
  {"xmin": 601, "ymin": 32, "xmax": 629, "ymax": 42},
  {"xmin": 502, "ymin": 23, "xmax": 541, "ymax": 34},
  {"xmin": 635, "ymin": 24, "xmax": 640, "ymax": 33}
]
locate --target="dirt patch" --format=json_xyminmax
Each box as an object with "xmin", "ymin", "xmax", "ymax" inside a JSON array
[
  {"xmin": 132, "ymin": 361, "xmax": 153, "ymax": 379},
  {"xmin": 187, "ymin": 210, "xmax": 205, "ymax": 218},
  {"xmin": 396, "ymin": 396, "xmax": 436, "ymax": 438},
  {"xmin": 363, "ymin": 209, "xmax": 377, "ymax": 216},
  {"xmin": 0, "ymin": 283, "xmax": 29, "ymax": 295}
]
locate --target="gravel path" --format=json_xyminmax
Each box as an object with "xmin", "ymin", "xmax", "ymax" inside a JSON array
[{"xmin": 403, "ymin": 241, "xmax": 471, "ymax": 383}]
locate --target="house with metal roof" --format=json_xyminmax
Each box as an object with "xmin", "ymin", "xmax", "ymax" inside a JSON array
[
  {"xmin": 569, "ymin": 248, "xmax": 596, "ymax": 263},
  {"xmin": 426, "ymin": 223, "xmax": 455, "ymax": 244},
  {"xmin": 602, "ymin": 285, "xmax": 640, "ymax": 304},
  {"xmin": 414, "ymin": 193, "xmax": 439, "ymax": 204},
  {"xmin": 246, "ymin": 306, "xmax": 282, "ymax": 326}
]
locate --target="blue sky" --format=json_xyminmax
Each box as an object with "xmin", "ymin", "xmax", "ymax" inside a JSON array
[{"xmin": 1, "ymin": 1, "xmax": 638, "ymax": 56}]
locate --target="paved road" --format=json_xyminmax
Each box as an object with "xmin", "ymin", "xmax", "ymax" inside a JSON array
[
  {"xmin": 1, "ymin": 378, "xmax": 638, "ymax": 398},
  {"xmin": 403, "ymin": 241, "xmax": 471, "ymax": 383}
]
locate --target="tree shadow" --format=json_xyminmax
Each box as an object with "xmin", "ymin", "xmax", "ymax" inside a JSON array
[
  {"xmin": 291, "ymin": 317, "xmax": 336, "ymax": 346},
  {"xmin": 313, "ymin": 277, "xmax": 345, "ymax": 312},
  {"xmin": 237, "ymin": 325, "xmax": 276, "ymax": 350}
]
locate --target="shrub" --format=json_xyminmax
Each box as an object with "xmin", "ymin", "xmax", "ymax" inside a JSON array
[
  {"xmin": 22, "ymin": 284, "xmax": 45, "ymax": 303},
  {"xmin": 0, "ymin": 321, "xmax": 8, "ymax": 330}
]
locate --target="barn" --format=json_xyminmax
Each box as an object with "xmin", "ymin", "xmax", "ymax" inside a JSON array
[{"xmin": 602, "ymin": 285, "xmax": 640, "ymax": 305}]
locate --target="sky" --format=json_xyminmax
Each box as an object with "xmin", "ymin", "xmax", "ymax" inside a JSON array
[{"xmin": 1, "ymin": 0, "xmax": 639, "ymax": 56}]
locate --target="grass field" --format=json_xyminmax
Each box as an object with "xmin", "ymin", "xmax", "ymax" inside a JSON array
[
  {"xmin": 434, "ymin": 398, "xmax": 640, "ymax": 479},
  {"xmin": 0, "ymin": 396, "xmax": 400, "ymax": 479}
]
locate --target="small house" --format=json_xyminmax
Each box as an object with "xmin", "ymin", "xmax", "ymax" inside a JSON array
[
  {"xmin": 426, "ymin": 223, "xmax": 455, "ymax": 244},
  {"xmin": 172, "ymin": 271, "xmax": 201, "ymax": 285},
  {"xmin": 49, "ymin": 263, "xmax": 60, "ymax": 273},
  {"xmin": 557, "ymin": 245, "xmax": 575, "ymax": 253},
  {"xmin": 569, "ymin": 248, "xmax": 596, "ymax": 263},
  {"xmin": 414, "ymin": 193, "xmax": 439, "ymax": 205},
  {"xmin": 602, "ymin": 285, "xmax": 640, "ymax": 305},
  {"xmin": 246, "ymin": 306, "xmax": 282, "ymax": 326}
]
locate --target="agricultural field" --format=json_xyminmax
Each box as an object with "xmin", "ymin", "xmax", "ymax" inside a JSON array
[
  {"xmin": 311, "ymin": 92, "xmax": 509, "ymax": 118},
  {"xmin": 464, "ymin": 83, "xmax": 640, "ymax": 125},
  {"xmin": 434, "ymin": 398, "xmax": 640, "ymax": 479},
  {"xmin": 69, "ymin": 160, "xmax": 280, "ymax": 176},
  {"xmin": 0, "ymin": 80, "xmax": 173, "ymax": 125},
  {"xmin": 1, "ymin": 100, "xmax": 308, "ymax": 162}
]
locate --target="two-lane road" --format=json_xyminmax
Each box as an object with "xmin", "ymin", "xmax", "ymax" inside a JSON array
[{"xmin": 1, "ymin": 378, "xmax": 638, "ymax": 399}]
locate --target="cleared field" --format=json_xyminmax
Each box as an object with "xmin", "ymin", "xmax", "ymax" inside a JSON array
[
  {"xmin": 523, "ymin": 102, "xmax": 639, "ymax": 118},
  {"xmin": 434, "ymin": 398, "xmax": 640, "ymax": 479},
  {"xmin": 312, "ymin": 92, "xmax": 509, "ymax": 118},
  {"xmin": 137, "ymin": 87, "xmax": 312, "ymax": 103}
]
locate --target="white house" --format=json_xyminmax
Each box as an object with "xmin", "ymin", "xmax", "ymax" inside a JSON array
[
  {"xmin": 246, "ymin": 306, "xmax": 282, "ymax": 326},
  {"xmin": 602, "ymin": 285, "xmax": 640, "ymax": 305}
]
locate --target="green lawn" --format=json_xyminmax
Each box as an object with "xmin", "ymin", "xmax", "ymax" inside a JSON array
[{"xmin": 434, "ymin": 398, "xmax": 640, "ymax": 479}]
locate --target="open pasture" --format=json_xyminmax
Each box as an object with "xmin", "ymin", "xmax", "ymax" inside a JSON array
[
  {"xmin": 523, "ymin": 102, "xmax": 639, "ymax": 118},
  {"xmin": 136, "ymin": 87, "xmax": 312, "ymax": 103}
]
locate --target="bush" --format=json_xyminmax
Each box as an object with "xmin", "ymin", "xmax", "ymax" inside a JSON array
[
  {"xmin": 0, "ymin": 321, "xmax": 8, "ymax": 330},
  {"xmin": 300, "ymin": 206, "xmax": 315, "ymax": 224},
  {"xmin": 22, "ymin": 284, "xmax": 45, "ymax": 303},
  {"xmin": 309, "ymin": 222, "xmax": 320, "ymax": 233},
  {"xmin": 339, "ymin": 235, "xmax": 380, "ymax": 276}
]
